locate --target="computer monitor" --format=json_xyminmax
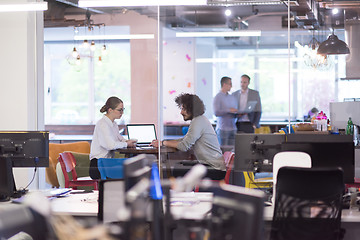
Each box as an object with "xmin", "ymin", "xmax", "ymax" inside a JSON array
[
  {"xmin": 209, "ymin": 184, "xmax": 266, "ymax": 240},
  {"xmin": 234, "ymin": 134, "xmax": 285, "ymax": 172},
  {"xmin": 283, "ymin": 134, "xmax": 354, "ymax": 184},
  {"xmin": 98, "ymin": 179, "xmax": 126, "ymax": 223},
  {"xmin": 0, "ymin": 131, "xmax": 49, "ymax": 200},
  {"xmin": 123, "ymin": 154, "xmax": 154, "ymax": 192}
]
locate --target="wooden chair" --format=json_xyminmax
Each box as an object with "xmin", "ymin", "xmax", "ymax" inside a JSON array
[{"xmin": 58, "ymin": 152, "xmax": 98, "ymax": 190}]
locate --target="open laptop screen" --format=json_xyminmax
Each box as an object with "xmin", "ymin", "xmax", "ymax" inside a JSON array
[{"xmin": 126, "ymin": 124, "xmax": 157, "ymax": 144}]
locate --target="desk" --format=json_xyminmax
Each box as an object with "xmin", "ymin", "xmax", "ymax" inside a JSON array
[
  {"xmin": 50, "ymin": 191, "xmax": 99, "ymax": 216},
  {"xmin": 49, "ymin": 190, "xmax": 212, "ymax": 220},
  {"xmin": 117, "ymin": 146, "xmax": 177, "ymax": 159},
  {"xmin": 162, "ymin": 160, "xmax": 226, "ymax": 180},
  {"xmin": 47, "ymin": 191, "xmax": 360, "ymax": 239}
]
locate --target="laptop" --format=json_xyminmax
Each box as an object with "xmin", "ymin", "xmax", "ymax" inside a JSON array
[
  {"xmin": 126, "ymin": 124, "xmax": 157, "ymax": 147},
  {"xmin": 238, "ymin": 101, "xmax": 257, "ymax": 114}
]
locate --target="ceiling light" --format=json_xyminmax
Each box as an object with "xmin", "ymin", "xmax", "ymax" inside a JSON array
[
  {"xmin": 74, "ymin": 34, "xmax": 155, "ymax": 40},
  {"xmin": 90, "ymin": 41, "xmax": 96, "ymax": 51},
  {"xmin": 332, "ymin": 8, "xmax": 339, "ymax": 15},
  {"xmin": 225, "ymin": 9, "xmax": 232, "ymax": 17},
  {"xmin": 0, "ymin": 2, "xmax": 48, "ymax": 12},
  {"xmin": 317, "ymin": 34, "xmax": 350, "ymax": 55},
  {"xmin": 176, "ymin": 31, "xmax": 261, "ymax": 37},
  {"xmin": 101, "ymin": 45, "xmax": 108, "ymax": 56},
  {"xmin": 83, "ymin": 39, "xmax": 89, "ymax": 48},
  {"xmin": 72, "ymin": 47, "xmax": 79, "ymax": 58},
  {"xmin": 76, "ymin": 55, "xmax": 81, "ymax": 66},
  {"xmin": 78, "ymin": 0, "xmax": 207, "ymax": 7},
  {"xmin": 208, "ymin": 0, "xmax": 283, "ymax": 5}
]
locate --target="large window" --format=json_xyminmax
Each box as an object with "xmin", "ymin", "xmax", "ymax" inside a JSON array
[
  {"xmin": 213, "ymin": 47, "xmax": 345, "ymax": 121},
  {"xmin": 44, "ymin": 41, "xmax": 131, "ymax": 125}
]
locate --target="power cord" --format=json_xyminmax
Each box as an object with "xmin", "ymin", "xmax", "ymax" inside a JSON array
[{"xmin": 13, "ymin": 167, "xmax": 37, "ymax": 198}]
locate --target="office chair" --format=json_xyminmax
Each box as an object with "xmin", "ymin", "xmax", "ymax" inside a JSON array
[
  {"xmin": 272, "ymin": 151, "xmax": 311, "ymax": 203},
  {"xmin": 270, "ymin": 167, "xmax": 345, "ymax": 240},
  {"xmin": 242, "ymin": 171, "xmax": 273, "ymax": 189},
  {"xmin": 223, "ymin": 151, "xmax": 234, "ymax": 184},
  {"xmin": 58, "ymin": 152, "xmax": 98, "ymax": 190},
  {"xmin": 97, "ymin": 158, "xmax": 127, "ymax": 180}
]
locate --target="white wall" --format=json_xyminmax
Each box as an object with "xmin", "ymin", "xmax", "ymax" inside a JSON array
[{"xmin": 0, "ymin": 1, "xmax": 44, "ymax": 189}]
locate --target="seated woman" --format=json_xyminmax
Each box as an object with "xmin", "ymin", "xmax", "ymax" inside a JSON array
[{"xmin": 89, "ymin": 96, "xmax": 136, "ymax": 179}]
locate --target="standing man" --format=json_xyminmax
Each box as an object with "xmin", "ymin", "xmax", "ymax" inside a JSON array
[
  {"xmin": 151, "ymin": 93, "xmax": 226, "ymax": 179},
  {"xmin": 213, "ymin": 76, "xmax": 238, "ymax": 147},
  {"xmin": 232, "ymin": 74, "xmax": 262, "ymax": 133}
]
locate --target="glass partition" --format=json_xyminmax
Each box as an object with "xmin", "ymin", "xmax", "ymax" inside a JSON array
[{"xmin": 43, "ymin": 2, "xmax": 354, "ymax": 165}]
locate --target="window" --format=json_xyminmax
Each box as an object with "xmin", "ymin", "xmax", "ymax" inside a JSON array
[{"xmin": 44, "ymin": 41, "xmax": 131, "ymax": 125}]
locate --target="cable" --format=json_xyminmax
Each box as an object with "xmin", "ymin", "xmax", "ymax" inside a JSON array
[{"xmin": 18, "ymin": 167, "xmax": 38, "ymax": 193}]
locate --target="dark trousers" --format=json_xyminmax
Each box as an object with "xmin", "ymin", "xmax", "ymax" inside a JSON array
[
  {"xmin": 89, "ymin": 158, "xmax": 101, "ymax": 179},
  {"xmin": 236, "ymin": 122, "xmax": 254, "ymax": 133}
]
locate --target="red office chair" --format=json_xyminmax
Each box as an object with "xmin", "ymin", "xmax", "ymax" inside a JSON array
[
  {"xmin": 195, "ymin": 151, "xmax": 234, "ymax": 191},
  {"xmin": 58, "ymin": 152, "xmax": 98, "ymax": 190},
  {"xmin": 223, "ymin": 151, "xmax": 235, "ymax": 184}
]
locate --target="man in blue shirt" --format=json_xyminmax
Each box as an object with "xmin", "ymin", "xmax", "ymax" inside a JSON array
[{"xmin": 213, "ymin": 76, "xmax": 238, "ymax": 147}]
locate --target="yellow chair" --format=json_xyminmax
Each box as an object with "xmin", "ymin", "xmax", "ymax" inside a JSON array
[
  {"xmin": 47, "ymin": 141, "xmax": 91, "ymax": 188},
  {"xmin": 255, "ymin": 126, "xmax": 271, "ymax": 134},
  {"xmin": 243, "ymin": 171, "xmax": 272, "ymax": 189}
]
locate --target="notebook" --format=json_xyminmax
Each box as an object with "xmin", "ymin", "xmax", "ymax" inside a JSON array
[{"xmin": 126, "ymin": 124, "xmax": 157, "ymax": 147}]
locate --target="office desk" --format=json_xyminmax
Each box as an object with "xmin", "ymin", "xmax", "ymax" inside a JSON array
[
  {"xmin": 47, "ymin": 191, "xmax": 360, "ymax": 239},
  {"xmin": 50, "ymin": 191, "xmax": 99, "ymax": 216},
  {"xmin": 49, "ymin": 190, "xmax": 212, "ymax": 220},
  {"xmin": 117, "ymin": 146, "xmax": 177, "ymax": 159},
  {"xmin": 162, "ymin": 160, "xmax": 225, "ymax": 180}
]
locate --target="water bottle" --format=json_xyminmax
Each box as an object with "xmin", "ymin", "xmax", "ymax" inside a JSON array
[{"xmin": 346, "ymin": 117, "xmax": 354, "ymax": 135}]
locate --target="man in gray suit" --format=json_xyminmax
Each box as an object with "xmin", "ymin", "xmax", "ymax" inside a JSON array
[{"xmin": 232, "ymin": 74, "xmax": 262, "ymax": 133}]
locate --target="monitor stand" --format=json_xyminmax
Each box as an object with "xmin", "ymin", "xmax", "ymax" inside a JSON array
[{"xmin": 0, "ymin": 157, "xmax": 27, "ymax": 202}]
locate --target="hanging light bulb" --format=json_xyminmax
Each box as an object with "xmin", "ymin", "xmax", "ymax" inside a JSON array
[
  {"xmin": 98, "ymin": 56, "xmax": 103, "ymax": 66},
  {"xmin": 90, "ymin": 41, "xmax": 96, "ymax": 51},
  {"xmin": 72, "ymin": 47, "xmax": 79, "ymax": 58},
  {"xmin": 76, "ymin": 55, "xmax": 81, "ymax": 65},
  {"xmin": 224, "ymin": 8, "xmax": 231, "ymax": 17},
  {"xmin": 83, "ymin": 39, "xmax": 89, "ymax": 48},
  {"xmin": 101, "ymin": 44, "xmax": 108, "ymax": 56}
]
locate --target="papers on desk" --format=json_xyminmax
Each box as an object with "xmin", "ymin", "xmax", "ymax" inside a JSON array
[
  {"xmin": 38, "ymin": 188, "xmax": 72, "ymax": 198},
  {"xmin": 169, "ymin": 191, "xmax": 213, "ymax": 220}
]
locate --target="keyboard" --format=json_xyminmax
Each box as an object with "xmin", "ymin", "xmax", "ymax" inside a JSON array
[
  {"xmin": 179, "ymin": 160, "xmax": 198, "ymax": 166},
  {"xmin": 136, "ymin": 146, "xmax": 156, "ymax": 149}
]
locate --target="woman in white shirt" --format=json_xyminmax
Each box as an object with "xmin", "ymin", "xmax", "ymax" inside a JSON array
[{"xmin": 89, "ymin": 96, "xmax": 136, "ymax": 179}]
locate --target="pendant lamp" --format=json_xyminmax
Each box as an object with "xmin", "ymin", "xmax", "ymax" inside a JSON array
[{"xmin": 317, "ymin": 33, "xmax": 350, "ymax": 55}]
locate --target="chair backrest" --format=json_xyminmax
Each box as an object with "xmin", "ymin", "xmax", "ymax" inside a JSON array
[
  {"xmin": 273, "ymin": 151, "xmax": 312, "ymax": 185},
  {"xmin": 47, "ymin": 141, "xmax": 90, "ymax": 187},
  {"xmin": 97, "ymin": 158, "xmax": 127, "ymax": 180},
  {"xmin": 271, "ymin": 167, "xmax": 344, "ymax": 240},
  {"xmin": 224, "ymin": 152, "xmax": 235, "ymax": 184},
  {"xmin": 223, "ymin": 151, "xmax": 234, "ymax": 168},
  {"xmin": 58, "ymin": 152, "xmax": 77, "ymax": 188},
  {"xmin": 272, "ymin": 151, "xmax": 311, "ymax": 203}
]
